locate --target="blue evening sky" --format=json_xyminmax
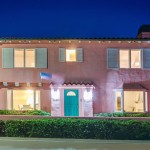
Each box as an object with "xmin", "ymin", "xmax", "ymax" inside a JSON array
[{"xmin": 0, "ymin": 0, "xmax": 149, "ymax": 38}]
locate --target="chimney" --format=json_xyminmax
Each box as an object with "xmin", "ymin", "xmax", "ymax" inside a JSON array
[{"xmin": 137, "ymin": 25, "xmax": 150, "ymax": 38}]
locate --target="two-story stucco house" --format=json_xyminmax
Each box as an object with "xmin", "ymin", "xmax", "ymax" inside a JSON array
[{"xmin": 0, "ymin": 25, "xmax": 150, "ymax": 117}]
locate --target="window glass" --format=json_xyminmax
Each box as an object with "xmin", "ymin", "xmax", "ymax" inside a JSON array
[
  {"xmin": 13, "ymin": 90, "xmax": 34, "ymax": 110},
  {"xmin": 120, "ymin": 50, "xmax": 129, "ymax": 68},
  {"xmin": 35, "ymin": 90, "xmax": 40, "ymax": 110},
  {"xmin": 115, "ymin": 91, "xmax": 122, "ymax": 111},
  {"xmin": 131, "ymin": 50, "xmax": 141, "ymax": 68},
  {"xmin": 25, "ymin": 49, "xmax": 35, "ymax": 67},
  {"xmin": 66, "ymin": 49, "xmax": 76, "ymax": 62},
  {"xmin": 124, "ymin": 91, "xmax": 144, "ymax": 112},
  {"xmin": 14, "ymin": 49, "xmax": 24, "ymax": 67}
]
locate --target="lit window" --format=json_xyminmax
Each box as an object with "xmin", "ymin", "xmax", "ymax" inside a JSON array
[
  {"xmin": 14, "ymin": 49, "xmax": 36, "ymax": 68},
  {"xmin": 120, "ymin": 50, "xmax": 129, "ymax": 68},
  {"xmin": 66, "ymin": 49, "xmax": 76, "ymax": 62},
  {"xmin": 124, "ymin": 91, "xmax": 144, "ymax": 112},
  {"xmin": 115, "ymin": 91, "xmax": 122, "ymax": 112},
  {"xmin": 7, "ymin": 90, "xmax": 40, "ymax": 110},
  {"xmin": 131, "ymin": 50, "xmax": 141, "ymax": 68},
  {"xmin": 25, "ymin": 49, "xmax": 35, "ymax": 67},
  {"xmin": 14, "ymin": 49, "xmax": 24, "ymax": 67}
]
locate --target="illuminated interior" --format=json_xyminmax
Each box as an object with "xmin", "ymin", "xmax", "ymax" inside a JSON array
[
  {"xmin": 124, "ymin": 91, "xmax": 144, "ymax": 112},
  {"xmin": 120, "ymin": 50, "xmax": 129, "ymax": 68},
  {"xmin": 66, "ymin": 49, "xmax": 76, "ymax": 62},
  {"xmin": 119, "ymin": 49, "xmax": 141, "ymax": 68},
  {"xmin": 7, "ymin": 90, "xmax": 40, "ymax": 110},
  {"xmin": 14, "ymin": 49, "xmax": 35, "ymax": 68},
  {"xmin": 115, "ymin": 91, "xmax": 122, "ymax": 111},
  {"xmin": 25, "ymin": 49, "xmax": 35, "ymax": 67},
  {"xmin": 131, "ymin": 50, "xmax": 141, "ymax": 68},
  {"xmin": 14, "ymin": 49, "xmax": 24, "ymax": 67}
]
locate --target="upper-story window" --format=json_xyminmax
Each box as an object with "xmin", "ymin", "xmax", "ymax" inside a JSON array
[
  {"xmin": 66, "ymin": 49, "xmax": 76, "ymax": 62},
  {"xmin": 59, "ymin": 48, "xmax": 83, "ymax": 62},
  {"xmin": 2, "ymin": 48, "xmax": 47, "ymax": 68},
  {"xmin": 107, "ymin": 48, "xmax": 146, "ymax": 69},
  {"xmin": 14, "ymin": 49, "xmax": 35, "ymax": 68},
  {"xmin": 120, "ymin": 49, "xmax": 141, "ymax": 68}
]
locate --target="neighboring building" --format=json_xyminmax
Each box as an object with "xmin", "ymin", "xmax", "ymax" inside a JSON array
[{"xmin": 0, "ymin": 25, "xmax": 150, "ymax": 117}]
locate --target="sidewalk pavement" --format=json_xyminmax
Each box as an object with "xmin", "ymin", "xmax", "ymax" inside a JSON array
[{"xmin": 0, "ymin": 137, "xmax": 150, "ymax": 150}]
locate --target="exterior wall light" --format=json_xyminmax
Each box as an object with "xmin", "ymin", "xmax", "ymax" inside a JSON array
[
  {"xmin": 51, "ymin": 89, "xmax": 60, "ymax": 100},
  {"xmin": 83, "ymin": 89, "xmax": 92, "ymax": 101}
]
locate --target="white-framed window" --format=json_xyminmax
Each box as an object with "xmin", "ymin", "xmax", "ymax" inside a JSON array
[
  {"xmin": 59, "ymin": 48, "xmax": 83, "ymax": 62},
  {"xmin": 7, "ymin": 90, "xmax": 40, "ymax": 110},
  {"xmin": 131, "ymin": 50, "xmax": 141, "ymax": 68},
  {"xmin": 107, "ymin": 48, "xmax": 143, "ymax": 69},
  {"xmin": 115, "ymin": 90, "xmax": 123, "ymax": 112},
  {"xmin": 14, "ymin": 49, "xmax": 24, "ymax": 67},
  {"xmin": 14, "ymin": 49, "xmax": 35, "ymax": 68},
  {"xmin": 120, "ymin": 50, "xmax": 130, "ymax": 68},
  {"xmin": 115, "ymin": 90, "xmax": 147, "ymax": 112},
  {"xmin": 2, "ymin": 48, "xmax": 47, "ymax": 68},
  {"xmin": 66, "ymin": 49, "xmax": 76, "ymax": 62},
  {"xmin": 25, "ymin": 49, "xmax": 35, "ymax": 67},
  {"xmin": 119, "ymin": 49, "xmax": 141, "ymax": 68}
]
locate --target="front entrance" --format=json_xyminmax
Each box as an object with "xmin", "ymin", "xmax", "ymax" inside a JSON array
[{"xmin": 64, "ymin": 89, "xmax": 79, "ymax": 116}]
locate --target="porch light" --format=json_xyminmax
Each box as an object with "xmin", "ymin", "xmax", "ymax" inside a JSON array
[
  {"xmin": 51, "ymin": 89, "xmax": 60, "ymax": 100},
  {"xmin": 83, "ymin": 90, "xmax": 92, "ymax": 101}
]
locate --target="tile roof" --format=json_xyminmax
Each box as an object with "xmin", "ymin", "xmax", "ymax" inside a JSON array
[
  {"xmin": 123, "ymin": 83, "xmax": 148, "ymax": 90},
  {"xmin": 63, "ymin": 81, "xmax": 94, "ymax": 86}
]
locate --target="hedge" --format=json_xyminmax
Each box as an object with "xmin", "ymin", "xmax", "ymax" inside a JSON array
[
  {"xmin": 94, "ymin": 112, "xmax": 150, "ymax": 117},
  {"xmin": 0, "ymin": 110, "xmax": 50, "ymax": 116},
  {"xmin": 4, "ymin": 119, "xmax": 150, "ymax": 140}
]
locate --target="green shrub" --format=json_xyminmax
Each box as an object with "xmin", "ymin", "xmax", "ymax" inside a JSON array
[
  {"xmin": 5, "ymin": 118, "xmax": 150, "ymax": 139},
  {"xmin": 0, "ymin": 120, "xmax": 5, "ymax": 136},
  {"xmin": 94, "ymin": 112, "xmax": 150, "ymax": 117},
  {"xmin": 0, "ymin": 110, "xmax": 50, "ymax": 116}
]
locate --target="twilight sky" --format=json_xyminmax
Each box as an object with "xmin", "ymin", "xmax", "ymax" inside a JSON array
[{"xmin": 0, "ymin": 0, "xmax": 150, "ymax": 38}]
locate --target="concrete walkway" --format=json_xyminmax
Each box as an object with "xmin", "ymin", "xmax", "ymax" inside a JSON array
[{"xmin": 0, "ymin": 137, "xmax": 149, "ymax": 150}]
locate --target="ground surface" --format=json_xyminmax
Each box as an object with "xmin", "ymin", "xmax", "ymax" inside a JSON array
[{"xmin": 0, "ymin": 137, "xmax": 149, "ymax": 150}]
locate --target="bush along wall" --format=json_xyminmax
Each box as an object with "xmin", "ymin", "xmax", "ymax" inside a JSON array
[
  {"xmin": 94, "ymin": 112, "xmax": 150, "ymax": 117},
  {"xmin": 4, "ymin": 119, "xmax": 150, "ymax": 140},
  {"xmin": 0, "ymin": 110, "xmax": 50, "ymax": 116}
]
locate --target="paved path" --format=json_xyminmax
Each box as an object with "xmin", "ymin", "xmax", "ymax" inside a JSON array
[{"xmin": 0, "ymin": 137, "xmax": 150, "ymax": 150}]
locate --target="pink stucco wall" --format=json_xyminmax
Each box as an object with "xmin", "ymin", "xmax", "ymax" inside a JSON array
[{"xmin": 0, "ymin": 40, "xmax": 150, "ymax": 114}]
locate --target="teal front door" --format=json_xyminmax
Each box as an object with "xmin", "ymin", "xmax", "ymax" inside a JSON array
[{"xmin": 64, "ymin": 89, "xmax": 79, "ymax": 116}]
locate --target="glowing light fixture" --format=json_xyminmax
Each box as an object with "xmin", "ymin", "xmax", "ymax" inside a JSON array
[
  {"xmin": 51, "ymin": 89, "xmax": 60, "ymax": 100},
  {"xmin": 83, "ymin": 90, "xmax": 92, "ymax": 101}
]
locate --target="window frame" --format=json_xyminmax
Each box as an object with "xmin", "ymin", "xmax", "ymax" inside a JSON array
[
  {"xmin": 14, "ymin": 48, "xmax": 36, "ymax": 68},
  {"xmin": 59, "ymin": 48, "xmax": 83, "ymax": 62},
  {"xmin": 131, "ymin": 49, "xmax": 141, "ymax": 68},
  {"xmin": 14, "ymin": 48, "xmax": 25, "ymax": 68},
  {"xmin": 115, "ymin": 90, "xmax": 147, "ymax": 113},
  {"xmin": 66, "ymin": 49, "xmax": 77, "ymax": 62},
  {"xmin": 7, "ymin": 89, "xmax": 41, "ymax": 110},
  {"xmin": 119, "ymin": 49, "xmax": 142, "ymax": 69},
  {"xmin": 119, "ymin": 49, "xmax": 130, "ymax": 68},
  {"xmin": 25, "ymin": 49, "xmax": 36, "ymax": 68}
]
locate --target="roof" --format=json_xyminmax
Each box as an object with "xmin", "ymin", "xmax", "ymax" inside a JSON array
[
  {"xmin": 63, "ymin": 81, "xmax": 94, "ymax": 86},
  {"xmin": 0, "ymin": 37, "xmax": 150, "ymax": 41},
  {"xmin": 138, "ymin": 25, "xmax": 150, "ymax": 34},
  {"xmin": 123, "ymin": 83, "xmax": 148, "ymax": 91}
]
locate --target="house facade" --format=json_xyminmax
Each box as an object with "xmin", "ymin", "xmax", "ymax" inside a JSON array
[{"xmin": 0, "ymin": 25, "xmax": 150, "ymax": 116}]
